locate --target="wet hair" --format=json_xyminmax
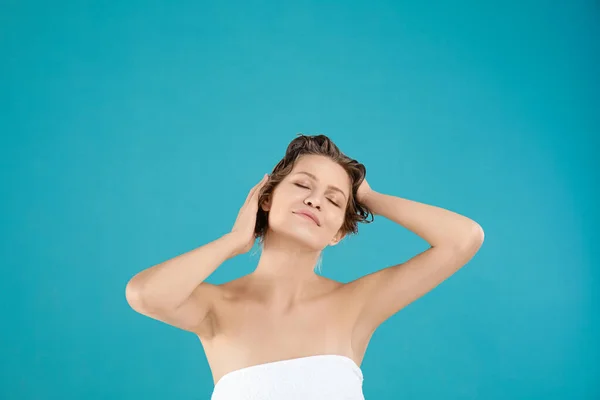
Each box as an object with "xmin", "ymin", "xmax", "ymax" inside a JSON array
[{"xmin": 254, "ymin": 133, "xmax": 374, "ymax": 244}]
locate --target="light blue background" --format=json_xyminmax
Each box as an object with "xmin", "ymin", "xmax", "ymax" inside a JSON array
[{"xmin": 1, "ymin": 1, "xmax": 598, "ymax": 399}]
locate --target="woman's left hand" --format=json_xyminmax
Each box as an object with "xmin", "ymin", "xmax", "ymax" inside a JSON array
[{"xmin": 357, "ymin": 178, "xmax": 373, "ymax": 203}]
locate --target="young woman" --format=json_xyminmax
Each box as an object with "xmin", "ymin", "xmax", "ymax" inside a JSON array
[{"xmin": 125, "ymin": 134, "xmax": 485, "ymax": 399}]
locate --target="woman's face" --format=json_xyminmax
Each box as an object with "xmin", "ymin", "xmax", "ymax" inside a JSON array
[{"xmin": 262, "ymin": 154, "xmax": 351, "ymax": 250}]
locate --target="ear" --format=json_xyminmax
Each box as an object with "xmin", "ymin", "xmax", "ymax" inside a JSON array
[{"xmin": 260, "ymin": 194, "xmax": 271, "ymax": 212}]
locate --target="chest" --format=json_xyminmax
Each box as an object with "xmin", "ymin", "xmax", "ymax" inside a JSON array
[
  {"xmin": 214, "ymin": 297, "xmax": 351, "ymax": 348},
  {"xmin": 199, "ymin": 289, "xmax": 368, "ymax": 384}
]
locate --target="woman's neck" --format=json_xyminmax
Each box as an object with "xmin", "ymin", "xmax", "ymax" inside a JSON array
[{"xmin": 247, "ymin": 236, "xmax": 323, "ymax": 309}]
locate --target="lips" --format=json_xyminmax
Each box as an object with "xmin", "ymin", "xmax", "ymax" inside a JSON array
[{"xmin": 294, "ymin": 210, "xmax": 320, "ymax": 226}]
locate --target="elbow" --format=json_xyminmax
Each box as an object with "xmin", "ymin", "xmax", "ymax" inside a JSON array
[
  {"xmin": 442, "ymin": 223, "xmax": 484, "ymax": 251},
  {"xmin": 471, "ymin": 223, "xmax": 485, "ymax": 244},
  {"xmin": 125, "ymin": 279, "xmax": 147, "ymax": 311},
  {"xmin": 456, "ymin": 223, "xmax": 485, "ymax": 253}
]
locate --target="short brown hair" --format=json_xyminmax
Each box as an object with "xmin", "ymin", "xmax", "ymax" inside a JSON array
[{"xmin": 255, "ymin": 134, "xmax": 374, "ymax": 243}]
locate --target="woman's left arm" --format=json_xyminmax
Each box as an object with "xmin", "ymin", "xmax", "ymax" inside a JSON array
[
  {"xmin": 346, "ymin": 179, "xmax": 485, "ymax": 334},
  {"xmin": 358, "ymin": 179, "xmax": 484, "ymax": 247}
]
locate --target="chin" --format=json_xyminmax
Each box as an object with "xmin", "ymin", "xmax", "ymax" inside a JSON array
[{"xmin": 268, "ymin": 216, "xmax": 327, "ymax": 250}]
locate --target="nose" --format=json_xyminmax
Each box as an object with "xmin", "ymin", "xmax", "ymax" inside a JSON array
[{"xmin": 304, "ymin": 196, "xmax": 321, "ymax": 210}]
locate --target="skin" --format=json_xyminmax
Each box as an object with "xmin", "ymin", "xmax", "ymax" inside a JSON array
[
  {"xmin": 201, "ymin": 155, "xmax": 366, "ymax": 384},
  {"xmin": 128, "ymin": 153, "xmax": 484, "ymax": 387}
]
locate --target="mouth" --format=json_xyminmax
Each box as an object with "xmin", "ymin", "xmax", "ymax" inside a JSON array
[{"xmin": 294, "ymin": 211, "xmax": 320, "ymax": 226}]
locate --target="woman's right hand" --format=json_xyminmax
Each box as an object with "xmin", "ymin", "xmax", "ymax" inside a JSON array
[{"xmin": 229, "ymin": 174, "xmax": 269, "ymax": 255}]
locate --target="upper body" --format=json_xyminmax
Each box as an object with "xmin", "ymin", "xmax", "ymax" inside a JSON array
[
  {"xmin": 197, "ymin": 274, "xmax": 372, "ymax": 387},
  {"xmin": 126, "ymin": 134, "xmax": 485, "ymax": 399},
  {"xmin": 196, "ymin": 275, "xmax": 370, "ymax": 400}
]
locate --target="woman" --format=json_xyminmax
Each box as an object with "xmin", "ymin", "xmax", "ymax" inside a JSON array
[{"xmin": 125, "ymin": 134, "xmax": 485, "ymax": 399}]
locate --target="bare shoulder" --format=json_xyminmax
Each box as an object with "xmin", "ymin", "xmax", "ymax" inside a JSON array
[
  {"xmin": 329, "ymin": 275, "xmax": 366, "ymax": 301},
  {"xmin": 182, "ymin": 280, "xmax": 231, "ymax": 337},
  {"xmin": 313, "ymin": 276, "xmax": 358, "ymax": 312},
  {"xmin": 213, "ymin": 275, "xmax": 253, "ymax": 298},
  {"xmin": 312, "ymin": 275, "xmax": 346, "ymax": 292}
]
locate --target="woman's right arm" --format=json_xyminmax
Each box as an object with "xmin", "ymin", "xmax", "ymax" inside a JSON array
[
  {"xmin": 125, "ymin": 174, "xmax": 269, "ymax": 333},
  {"xmin": 125, "ymin": 233, "xmax": 241, "ymax": 332}
]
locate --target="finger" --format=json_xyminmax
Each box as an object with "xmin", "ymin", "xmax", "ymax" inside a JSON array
[
  {"xmin": 249, "ymin": 175, "xmax": 268, "ymax": 204},
  {"xmin": 244, "ymin": 174, "xmax": 268, "ymax": 204}
]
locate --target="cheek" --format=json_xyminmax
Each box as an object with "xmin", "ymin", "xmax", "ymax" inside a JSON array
[
  {"xmin": 267, "ymin": 196, "xmax": 294, "ymax": 223},
  {"xmin": 268, "ymin": 192, "xmax": 290, "ymax": 213},
  {"xmin": 324, "ymin": 209, "xmax": 346, "ymax": 231}
]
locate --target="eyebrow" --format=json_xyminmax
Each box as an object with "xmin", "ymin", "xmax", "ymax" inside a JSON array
[{"xmin": 294, "ymin": 171, "xmax": 348, "ymax": 200}]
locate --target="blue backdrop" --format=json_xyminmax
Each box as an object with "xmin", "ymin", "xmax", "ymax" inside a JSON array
[{"xmin": 2, "ymin": 1, "xmax": 598, "ymax": 399}]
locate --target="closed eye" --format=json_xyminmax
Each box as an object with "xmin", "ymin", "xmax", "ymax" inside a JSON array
[
  {"xmin": 294, "ymin": 183, "xmax": 309, "ymax": 189},
  {"xmin": 328, "ymin": 199, "xmax": 340, "ymax": 207}
]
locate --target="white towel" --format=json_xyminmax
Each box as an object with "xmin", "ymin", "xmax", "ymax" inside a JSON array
[{"xmin": 210, "ymin": 354, "xmax": 365, "ymax": 400}]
